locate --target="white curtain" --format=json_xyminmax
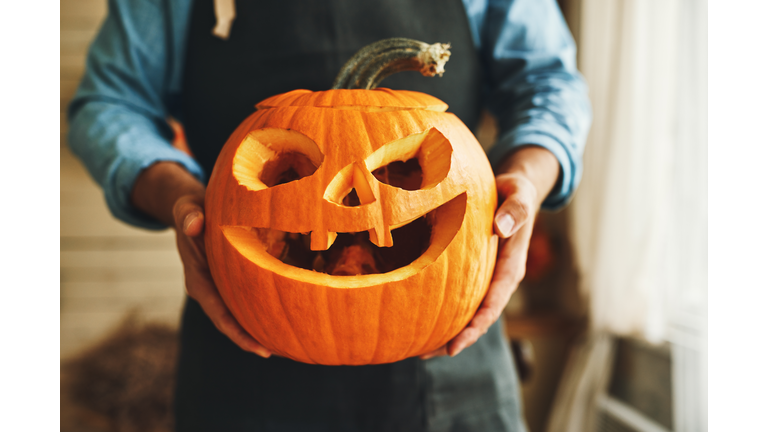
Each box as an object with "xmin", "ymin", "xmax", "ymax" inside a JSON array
[{"xmin": 546, "ymin": 0, "xmax": 707, "ymax": 431}]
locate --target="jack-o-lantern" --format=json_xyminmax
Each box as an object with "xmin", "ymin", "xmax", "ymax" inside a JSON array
[{"xmin": 205, "ymin": 39, "xmax": 498, "ymax": 365}]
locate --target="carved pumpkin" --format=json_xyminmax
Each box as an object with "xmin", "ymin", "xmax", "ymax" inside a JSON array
[{"xmin": 205, "ymin": 39, "xmax": 498, "ymax": 365}]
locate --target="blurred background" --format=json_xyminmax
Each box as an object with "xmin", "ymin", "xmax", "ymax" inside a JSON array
[
  {"xmin": 60, "ymin": 0, "xmax": 707, "ymax": 431},
  {"xmin": 61, "ymin": 1, "xmax": 185, "ymax": 429}
]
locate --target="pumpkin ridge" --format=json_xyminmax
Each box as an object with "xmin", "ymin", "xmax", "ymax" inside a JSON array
[
  {"xmin": 324, "ymin": 287, "xmax": 343, "ymax": 365},
  {"xmin": 446, "ymin": 223, "xmax": 472, "ymax": 344},
  {"xmin": 255, "ymin": 90, "xmax": 448, "ymax": 112},
  {"xmin": 416, "ymin": 249, "xmax": 450, "ymax": 354},
  {"xmin": 367, "ymin": 286, "xmax": 385, "ymax": 364},
  {"xmin": 272, "ymin": 278, "xmax": 315, "ymax": 363},
  {"xmin": 398, "ymin": 279, "xmax": 432, "ymax": 358}
]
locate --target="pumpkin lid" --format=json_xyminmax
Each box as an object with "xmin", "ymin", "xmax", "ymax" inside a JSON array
[{"xmin": 255, "ymin": 88, "xmax": 449, "ymax": 112}]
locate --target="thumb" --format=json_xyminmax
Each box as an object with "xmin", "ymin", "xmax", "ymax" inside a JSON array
[
  {"xmin": 173, "ymin": 197, "xmax": 205, "ymax": 237},
  {"xmin": 494, "ymin": 195, "xmax": 532, "ymax": 239},
  {"xmin": 182, "ymin": 211, "xmax": 205, "ymax": 237}
]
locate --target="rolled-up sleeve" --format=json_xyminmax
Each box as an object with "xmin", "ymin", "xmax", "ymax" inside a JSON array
[
  {"xmin": 480, "ymin": 0, "xmax": 592, "ymax": 210},
  {"xmin": 67, "ymin": 0, "xmax": 201, "ymax": 229}
]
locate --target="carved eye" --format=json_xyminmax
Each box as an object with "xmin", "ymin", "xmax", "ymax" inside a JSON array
[
  {"xmin": 233, "ymin": 128, "xmax": 324, "ymax": 191},
  {"xmin": 367, "ymin": 128, "xmax": 452, "ymax": 190},
  {"xmin": 371, "ymin": 159, "xmax": 422, "ymax": 191}
]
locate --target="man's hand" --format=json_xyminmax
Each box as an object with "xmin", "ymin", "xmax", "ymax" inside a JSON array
[
  {"xmin": 131, "ymin": 162, "xmax": 271, "ymax": 358},
  {"xmin": 173, "ymin": 194, "xmax": 272, "ymax": 358},
  {"xmin": 421, "ymin": 146, "xmax": 559, "ymax": 360}
]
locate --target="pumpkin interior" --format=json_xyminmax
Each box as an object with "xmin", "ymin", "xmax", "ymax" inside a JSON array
[{"xmin": 250, "ymin": 210, "xmax": 432, "ymax": 276}]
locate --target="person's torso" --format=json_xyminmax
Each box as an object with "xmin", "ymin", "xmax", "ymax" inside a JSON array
[{"xmin": 175, "ymin": 1, "xmax": 523, "ymax": 431}]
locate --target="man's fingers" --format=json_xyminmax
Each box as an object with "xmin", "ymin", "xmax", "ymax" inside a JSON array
[
  {"xmin": 491, "ymin": 237, "xmax": 528, "ymax": 289},
  {"xmin": 423, "ymin": 296, "xmax": 507, "ymax": 358},
  {"xmin": 423, "ymin": 285, "xmax": 514, "ymax": 358},
  {"xmin": 420, "ymin": 345, "xmax": 448, "ymax": 360},
  {"xmin": 494, "ymin": 174, "xmax": 537, "ymax": 239},
  {"xmin": 186, "ymin": 272, "xmax": 271, "ymax": 358},
  {"xmin": 214, "ymin": 312, "xmax": 272, "ymax": 358},
  {"xmin": 447, "ymin": 305, "xmax": 501, "ymax": 356},
  {"xmin": 171, "ymin": 194, "xmax": 269, "ymax": 358},
  {"xmin": 182, "ymin": 211, "xmax": 204, "ymax": 237},
  {"xmin": 440, "ymin": 173, "xmax": 544, "ymax": 358},
  {"xmin": 200, "ymin": 293, "xmax": 272, "ymax": 358},
  {"xmin": 491, "ymin": 217, "xmax": 536, "ymax": 288},
  {"xmin": 447, "ymin": 223, "xmax": 535, "ymax": 357},
  {"xmin": 173, "ymin": 196, "xmax": 205, "ymax": 233}
]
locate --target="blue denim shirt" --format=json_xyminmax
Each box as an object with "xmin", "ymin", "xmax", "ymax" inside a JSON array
[{"xmin": 68, "ymin": 0, "xmax": 591, "ymax": 230}]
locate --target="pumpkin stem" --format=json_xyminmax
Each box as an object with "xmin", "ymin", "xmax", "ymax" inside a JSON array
[{"xmin": 332, "ymin": 38, "xmax": 451, "ymax": 90}]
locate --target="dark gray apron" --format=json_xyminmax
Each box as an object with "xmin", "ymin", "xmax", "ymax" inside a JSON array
[{"xmin": 176, "ymin": 1, "xmax": 526, "ymax": 430}]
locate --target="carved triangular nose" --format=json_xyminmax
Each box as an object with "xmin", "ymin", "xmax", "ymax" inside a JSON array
[
  {"xmin": 368, "ymin": 226, "xmax": 393, "ymax": 248},
  {"xmin": 323, "ymin": 161, "xmax": 376, "ymax": 206}
]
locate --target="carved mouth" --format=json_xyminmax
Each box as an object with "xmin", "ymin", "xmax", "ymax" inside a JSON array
[
  {"xmin": 220, "ymin": 193, "xmax": 467, "ymax": 288},
  {"xmin": 251, "ymin": 213, "xmax": 431, "ymax": 276}
]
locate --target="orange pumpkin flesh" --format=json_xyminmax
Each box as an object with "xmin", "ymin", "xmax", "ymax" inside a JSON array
[{"xmin": 205, "ymin": 42, "xmax": 498, "ymax": 365}]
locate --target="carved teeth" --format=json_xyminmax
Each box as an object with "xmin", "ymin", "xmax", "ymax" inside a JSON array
[
  {"xmin": 312, "ymin": 224, "xmax": 396, "ymax": 251},
  {"xmin": 368, "ymin": 226, "xmax": 394, "ymax": 248},
  {"xmin": 310, "ymin": 230, "xmax": 338, "ymax": 251}
]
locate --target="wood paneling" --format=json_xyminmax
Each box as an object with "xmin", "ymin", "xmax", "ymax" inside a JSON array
[
  {"xmin": 61, "ymin": 29, "xmax": 100, "ymax": 55},
  {"xmin": 61, "ymin": 54, "xmax": 87, "ymax": 79},
  {"xmin": 61, "ymin": 0, "xmax": 107, "ymax": 31}
]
